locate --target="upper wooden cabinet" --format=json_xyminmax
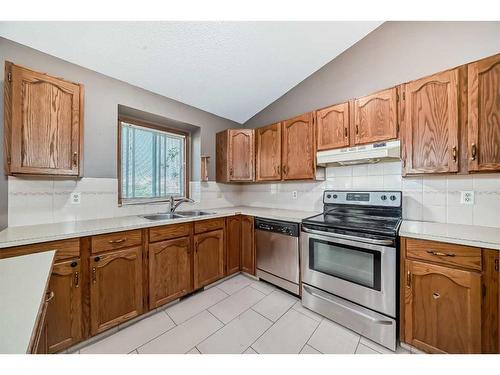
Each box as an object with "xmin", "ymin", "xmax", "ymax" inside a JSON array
[
  {"xmin": 90, "ymin": 246, "xmax": 143, "ymax": 335},
  {"xmin": 468, "ymin": 54, "xmax": 500, "ymax": 172},
  {"xmin": 401, "ymin": 69, "xmax": 460, "ymax": 175},
  {"xmin": 216, "ymin": 129, "xmax": 254, "ymax": 182},
  {"xmin": 255, "ymin": 122, "xmax": 282, "ymax": 181},
  {"xmin": 316, "ymin": 102, "xmax": 350, "ymax": 151},
  {"xmin": 353, "ymin": 87, "xmax": 398, "ymax": 146},
  {"xmin": 282, "ymin": 112, "xmax": 316, "ymax": 180},
  {"xmin": 4, "ymin": 62, "xmax": 84, "ymax": 176}
]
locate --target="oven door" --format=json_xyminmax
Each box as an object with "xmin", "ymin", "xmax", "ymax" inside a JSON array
[{"xmin": 301, "ymin": 227, "xmax": 396, "ymax": 317}]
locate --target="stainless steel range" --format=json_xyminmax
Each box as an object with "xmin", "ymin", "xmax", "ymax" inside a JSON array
[{"xmin": 300, "ymin": 190, "xmax": 402, "ymax": 351}]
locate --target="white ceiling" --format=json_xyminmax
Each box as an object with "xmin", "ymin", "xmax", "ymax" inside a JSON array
[{"xmin": 0, "ymin": 21, "xmax": 382, "ymax": 123}]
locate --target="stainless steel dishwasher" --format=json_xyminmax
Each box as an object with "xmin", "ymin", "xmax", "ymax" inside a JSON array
[{"xmin": 255, "ymin": 218, "xmax": 300, "ymax": 295}]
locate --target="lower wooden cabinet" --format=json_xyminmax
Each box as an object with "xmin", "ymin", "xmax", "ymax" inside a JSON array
[
  {"xmin": 148, "ymin": 236, "xmax": 192, "ymax": 309},
  {"xmin": 193, "ymin": 229, "xmax": 225, "ymax": 289},
  {"xmin": 44, "ymin": 259, "xmax": 82, "ymax": 353},
  {"xmin": 226, "ymin": 216, "xmax": 241, "ymax": 275},
  {"xmin": 90, "ymin": 246, "xmax": 143, "ymax": 335},
  {"xmin": 241, "ymin": 216, "xmax": 255, "ymax": 275}
]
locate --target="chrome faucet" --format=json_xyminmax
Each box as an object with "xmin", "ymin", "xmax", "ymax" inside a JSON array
[{"xmin": 169, "ymin": 196, "xmax": 194, "ymax": 213}]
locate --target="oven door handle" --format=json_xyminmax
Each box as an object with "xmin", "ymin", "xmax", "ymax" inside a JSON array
[
  {"xmin": 303, "ymin": 285, "xmax": 393, "ymax": 325},
  {"xmin": 301, "ymin": 227, "xmax": 394, "ymax": 246}
]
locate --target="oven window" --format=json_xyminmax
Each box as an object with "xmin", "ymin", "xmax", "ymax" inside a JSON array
[{"xmin": 309, "ymin": 239, "xmax": 381, "ymax": 290}]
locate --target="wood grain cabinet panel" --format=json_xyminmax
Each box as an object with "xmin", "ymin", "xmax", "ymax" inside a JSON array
[
  {"xmin": 193, "ymin": 229, "xmax": 224, "ymax": 289},
  {"xmin": 282, "ymin": 112, "xmax": 316, "ymax": 180},
  {"xmin": 90, "ymin": 246, "xmax": 143, "ymax": 335},
  {"xmin": 468, "ymin": 54, "xmax": 500, "ymax": 172},
  {"xmin": 402, "ymin": 69, "xmax": 460, "ymax": 175},
  {"xmin": 404, "ymin": 259, "xmax": 481, "ymax": 353},
  {"xmin": 148, "ymin": 237, "xmax": 192, "ymax": 309},
  {"xmin": 149, "ymin": 222, "xmax": 192, "ymax": 243},
  {"xmin": 226, "ymin": 215, "xmax": 241, "ymax": 275},
  {"xmin": 316, "ymin": 102, "xmax": 350, "ymax": 151},
  {"xmin": 4, "ymin": 62, "xmax": 83, "ymax": 176},
  {"xmin": 0, "ymin": 238, "xmax": 80, "ymax": 262},
  {"xmin": 45, "ymin": 259, "xmax": 82, "ymax": 353},
  {"xmin": 256, "ymin": 122, "xmax": 282, "ymax": 181},
  {"xmin": 91, "ymin": 230, "xmax": 142, "ymax": 254},
  {"xmin": 216, "ymin": 129, "xmax": 254, "ymax": 182},
  {"xmin": 353, "ymin": 88, "xmax": 398, "ymax": 146},
  {"xmin": 240, "ymin": 215, "xmax": 255, "ymax": 275}
]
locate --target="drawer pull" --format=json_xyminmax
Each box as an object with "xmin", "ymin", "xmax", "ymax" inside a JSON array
[
  {"xmin": 427, "ymin": 250, "xmax": 456, "ymax": 257},
  {"xmin": 92, "ymin": 267, "xmax": 97, "ymax": 284},
  {"xmin": 46, "ymin": 291, "xmax": 55, "ymax": 302},
  {"xmin": 406, "ymin": 271, "xmax": 412, "ymax": 288},
  {"xmin": 74, "ymin": 271, "xmax": 79, "ymax": 288},
  {"xmin": 432, "ymin": 292, "xmax": 441, "ymax": 300},
  {"xmin": 108, "ymin": 238, "xmax": 127, "ymax": 244}
]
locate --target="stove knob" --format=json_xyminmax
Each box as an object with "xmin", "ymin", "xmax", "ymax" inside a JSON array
[
  {"xmin": 381, "ymin": 195, "xmax": 387, "ymax": 201},
  {"xmin": 326, "ymin": 194, "xmax": 332, "ymax": 199},
  {"xmin": 390, "ymin": 195, "xmax": 397, "ymax": 201},
  {"xmin": 332, "ymin": 194, "xmax": 338, "ymax": 199}
]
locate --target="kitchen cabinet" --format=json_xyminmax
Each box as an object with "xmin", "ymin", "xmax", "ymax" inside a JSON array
[
  {"xmin": 193, "ymin": 229, "xmax": 225, "ymax": 289},
  {"xmin": 90, "ymin": 246, "xmax": 143, "ymax": 335},
  {"xmin": 255, "ymin": 122, "xmax": 282, "ymax": 181},
  {"xmin": 404, "ymin": 259, "xmax": 481, "ymax": 353},
  {"xmin": 240, "ymin": 215, "xmax": 255, "ymax": 275},
  {"xmin": 148, "ymin": 236, "xmax": 192, "ymax": 309},
  {"xmin": 316, "ymin": 102, "xmax": 350, "ymax": 151},
  {"xmin": 44, "ymin": 259, "xmax": 82, "ymax": 353},
  {"xmin": 4, "ymin": 61, "xmax": 84, "ymax": 176},
  {"xmin": 353, "ymin": 88, "xmax": 398, "ymax": 146},
  {"xmin": 282, "ymin": 112, "xmax": 316, "ymax": 180},
  {"xmin": 468, "ymin": 53, "xmax": 500, "ymax": 172},
  {"xmin": 216, "ymin": 129, "xmax": 255, "ymax": 182},
  {"xmin": 401, "ymin": 68, "xmax": 460, "ymax": 175},
  {"xmin": 226, "ymin": 215, "xmax": 241, "ymax": 275}
]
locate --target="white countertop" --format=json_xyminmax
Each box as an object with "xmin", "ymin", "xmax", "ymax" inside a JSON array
[
  {"xmin": 400, "ymin": 220, "xmax": 500, "ymax": 250},
  {"xmin": 0, "ymin": 206, "xmax": 318, "ymax": 249},
  {"xmin": 0, "ymin": 250, "xmax": 55, "ymax": 353}
]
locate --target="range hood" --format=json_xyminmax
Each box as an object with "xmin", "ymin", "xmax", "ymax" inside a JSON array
[{"xmin": 316, "ymin": 140, "xmax": 401, "ymax": 166}]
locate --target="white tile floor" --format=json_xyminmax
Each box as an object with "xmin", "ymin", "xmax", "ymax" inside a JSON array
[{"xmin": 76, "ymin": 274, "xmax": 411, "ymax": 355}]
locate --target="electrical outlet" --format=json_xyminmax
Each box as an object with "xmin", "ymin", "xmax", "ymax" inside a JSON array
[
  {"xmin": 292, "ymin": 191, "xmax": 298, "ymax": 199},
  {"xmin": 460, "ymin": 191, "xmax": 475, "ymax": 205},
  {"xmin": 70, "ymin": 192, "xmax": 81, "ymax": 205}
]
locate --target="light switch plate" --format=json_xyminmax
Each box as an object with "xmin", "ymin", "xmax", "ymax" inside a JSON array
[
  {"xmin": 71, "ymin": 192, "xmax": 81, "ymax": 204},
  {"xmin": 460, "ymin": 191, "xmax": 474, "ymax": 205},
  {"xmin": 292, "ymin": 191, "xmax": 298, "ymax": 199}
]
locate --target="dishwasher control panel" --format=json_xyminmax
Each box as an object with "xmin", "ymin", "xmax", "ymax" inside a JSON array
[{"xmin": 254, "ymin": 218, "xmax": 299, "ymax": 237}]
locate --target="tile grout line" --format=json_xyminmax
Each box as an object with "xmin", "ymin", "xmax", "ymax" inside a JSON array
[{"xmin": 299, "ymin": 317, "xmax": 323, "ymax": 354}]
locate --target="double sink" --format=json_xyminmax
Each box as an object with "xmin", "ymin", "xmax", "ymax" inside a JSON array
[{"xmin": 141, "ymin": 210, "xmax": 215, "ymax": 221}]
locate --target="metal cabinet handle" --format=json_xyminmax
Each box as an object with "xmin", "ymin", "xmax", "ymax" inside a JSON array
[
  {"xmin": 426, "ymin": 250, "xmax": 456, "ymax": 257},
  {"xmin": 46, "ymin": 291, "xmax": 55, "ymax": 302},
  {"xmin": 471, "ymin": 143, "xmax": 477, "ymax": 161},
  {"xmin": 276, "ymin": 165, "xmax": 280, "ymax": 175},
  {"xmin": 452, "ymin": 146, "xmax": 457, "ymax": 162},
  {"xmin": 344, "ymin": 127, "xmax": 348, "ymax": 138},
  {"xmin": 92, "ymin": 267, "xmax": 97, "ymax": 284},
  {"xmin": 432, "ymin": 292, "xmax": 441, "ymax": 300},
  {"xmin": 74, "ymin": 271, "xmax": 79, "ymax": 288},
  {"xmin": 108, "ymin": 238, "xmax": 127, "ymax": 244},
  {"xmin": 72, "ymin": 152, "xmax": 78, "ymax": 167},
  {"xmin": 406, "ymin": 271, "xmax": 412, "ymax": 288}
]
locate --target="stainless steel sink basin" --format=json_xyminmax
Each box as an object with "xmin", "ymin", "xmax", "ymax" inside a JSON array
[
  {"xmin": 175, "ymin": 210, "xmax": 215, "ymax": 217},
  {"xmin": 141, "ymin": 213, "xmax": 184, "ymax": 221}
]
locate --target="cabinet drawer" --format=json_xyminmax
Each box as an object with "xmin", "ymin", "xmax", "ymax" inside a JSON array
[
  {"xmin": 194, "ymin": 218, "xmax": 225, "ymax": 234},
  {"xmin": 91, "ymin": 230, "xmax": 142, "ymax": 254},
  {"xmin": 405, "ymin": 238, "xmax": 481, "ymax": 271},
  {"xmin": 0, "ymin": 238, "xmax": 80, "ymax": 262},
  {"xmin": 149, "ymin": 223, "xmax": 192, "ymax": 243}
]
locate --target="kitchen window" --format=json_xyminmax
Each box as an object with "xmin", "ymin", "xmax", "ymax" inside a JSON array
[{"xmin": 118, "ymin": 118, "xmax": 189, "ymax": 204}]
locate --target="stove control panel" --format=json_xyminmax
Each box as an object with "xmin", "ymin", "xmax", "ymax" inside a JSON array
[{"xmin": 323, "ymin": 190, "xmax": 402, "ymax": 207}]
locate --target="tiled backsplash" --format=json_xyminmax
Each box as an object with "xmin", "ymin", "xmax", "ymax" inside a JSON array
[{"xmin": 7, "ymin": 161, "xmax": 500, "ymax": 228}]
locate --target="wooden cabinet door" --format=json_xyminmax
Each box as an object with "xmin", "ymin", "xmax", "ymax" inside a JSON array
[
  {"xmin": 256, "ymin": 123, "xmax": 282, "ymax": 181},
  {"xmin": 194, "ymin": 229, "xmax": 224, "ymax": 289},
  {"xmin": 90, "ymin": 246, "xmax": 143, "ymax": 335},
  {"xmin": 404, "ymin": 260, "xmax": 481, "ymax": 353},
  {"xmin": 316, "ymin": 102, "xmax": 350, "ymax": 151},
  {"xmin": 282, "ymin": 112, "xmax": 315, "ymax": 180},
  {"xmin": 45, "ymin": 259, "xmax": 82, "ymax": 353},
  {"xmin": 468, "ymin": 54, "xmax": 500, "ymax": 172},
  {"xmin": 149, "ymin": 237, "xmax": 192, "ymax": 309},
  {"xmin": 226, "ymin": 216, "xmax": 241, "ymax": 275},
  {"xmin": 5, "ymin": 62, "xmax": 83, "ymax": 176},
  {"xmin": 241, "ymin": 216, "xmax": 255, "ymax": 275},
  {"xmin": 353, "ymin": 87, "xmax": 398, "ymax": 145},
  {"xmin": 402, "ymin": 69, "xmax": 460, "ymax": 175},
  {"xmin": 228, "ymin": 129, "xmax": 254, "ymax": 181}
]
